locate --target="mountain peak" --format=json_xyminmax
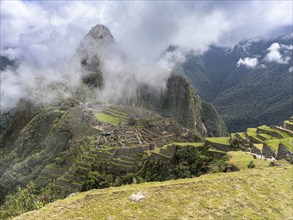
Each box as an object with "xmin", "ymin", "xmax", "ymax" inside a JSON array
[{"xmin": 87, "ymin": 24, "xmax": 114, "ymax": 41}]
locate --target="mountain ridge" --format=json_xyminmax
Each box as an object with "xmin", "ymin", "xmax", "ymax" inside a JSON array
[{"xmin": 177, "ymin": 32, "xmax": 293, "ymax": 131}]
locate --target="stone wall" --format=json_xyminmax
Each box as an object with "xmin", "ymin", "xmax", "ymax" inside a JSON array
[
  {"xmin": 262, "ymin": 144, "xmax": 276, "ymax": 158},
  {"xmin": 251, "ymin": 145, "xmax": 262, "ymax": 155},
  {"xmin": 284, "ymin": 122, "xmax": 293, "ymax": 131},
  {"xmin": 276, "ymin": 144, "xmax": 293, "ymax": 163}
]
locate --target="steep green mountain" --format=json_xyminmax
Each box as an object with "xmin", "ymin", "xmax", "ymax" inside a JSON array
[
  {"xmin": 201, "ymin": 100, "xmax": 227, "ymax": 137},
  {"xmin": 178, "ymin": 33, "xmax": 293, "ymax": 132},
  {"xmin": 160, "ymin": 74, "xmax": 202, "ymax": 129},
  {"xmin": 213, "ymin": 64, "xmax": 292, "ymax": 131}
]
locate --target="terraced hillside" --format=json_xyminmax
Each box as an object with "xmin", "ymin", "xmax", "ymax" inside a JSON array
[
  {"xmin": 284, "ymin": 116, "xmax": 293, "ymax": 131},
  {"xmin": 37, "ymin": 112, "xmax": 293, "ymax": 192},
  {"xmin": 32, "ymin": 103, "xmax": 203, "ymax": 190},
  {"xmin": 14, "ymin": 152, "xmax": 293, "ymax": 220},
  {"xmin": 232, "ymin": 120, "xmax": 293, "ymax": 163},
  {"xmin": 32, "ymin": 111, "xmax": 293, "ymax": 196}
]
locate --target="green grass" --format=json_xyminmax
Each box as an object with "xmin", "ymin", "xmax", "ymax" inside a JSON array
[
  {"xmin": 95, "ymin": 113, "xmax": 120, "ymax": 126},
  {"xmin": 258, "ymin": 125, "xmax": 291, "ymax": 138},
  {"xmin": 159, "ymin": 142, "xmax": 204, "ymax": 150},
  {"xmin": 208, "ymin": 149, "xmax": 226, "ymax": 154},
  {"xmin": 106, "ymin": 108, "xmax": 127, "ymax": 116},
  {"xmin": 227, "ymin": 151, "xmax": 271, "ymax": 170},
  {"xmin": 246, "ymin": 128, "xmax": 263, "ymax": 141},
  {"xmin": 247, "ymin": 128, "xmax": 257, "ymax": 133},
  {"xmin": 265, "ymin": 139, "xmax": 282, "ymax": 151},
  {"xmin": 285, "ymin": 120, "xmax": 293, "ymax": 125},
  {"xmin": 236, "ymin": 132, "xmax": 246, "ymax": 139},
  {"xmin": 253, "ymin": 144, "xmax": 263, "ymax": 150},
  {"xmin": 257, "ymin": 133, "xmax": 274, "ymax": 140},
  {"xmin": 103, "ymin": 109, "xmax": 129, "ymax": 120},
  {"xmin": 172, "ymin": 142, "xmax": 204, "ymax": 147},
  {"xmin": 15, "ymin": 161, "xmax": 293, "ymax": 220},
  {"xmin": 206, "ymin": 137, "xmax": 230, "ymax": 145}
]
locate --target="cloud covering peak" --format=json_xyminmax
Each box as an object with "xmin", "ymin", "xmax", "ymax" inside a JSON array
[
  {"xmin": 265, "ymin": 43, "xmax": 292, "ymax": 64},
  {"xmin": 1, "ymin": 1, "xmax": 292, "ymax": 109},
  {"xmin": 1, "ymin": 1, "xmax": 292, "ymax": 64}
]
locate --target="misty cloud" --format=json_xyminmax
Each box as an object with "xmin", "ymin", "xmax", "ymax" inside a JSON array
[
  {"xmin": 1, "ymin": 1, "xmax": 292, "ymax": 109},
  {"xmin": 71, "ymin": 24, "xmax": 170, "ymax": 104},
  {"xmin": 237, "ymin": 57, "xmax": 259, "ymax": 69},
  {"xmin": 2, "ymin": 1, "xmax": 292, "ymax": 64},
  {"xmin": 265, "ymin": 43, "xmax": 291, "ymax": 64}
]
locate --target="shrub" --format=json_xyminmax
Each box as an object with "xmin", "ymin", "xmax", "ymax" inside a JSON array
[
  {"xmin": 82, "ymin": 171, "xmax": 114, "ymax": 191},
  {"xmin": 0, "ymin": 180, "xmax": 71, "ymax": 219},
  {"xmin": 0, "ymin": 182, "xmax": 43, "ymax": 219},
  {"xmin": 247, "ymin": 161, "xmax": 255, "ymax": 169}
]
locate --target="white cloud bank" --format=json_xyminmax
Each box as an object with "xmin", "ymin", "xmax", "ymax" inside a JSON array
[
  {"xmin": 237, "ymin": 57, "xmax": 259, "ymax": 68},
  {"xmin": 0, "ymin": 1, "xmax": 292, "ymax": 109},
  {"xmin": 1, "ymin": 1, "xmax": 292, "ymax": 64},
  {"xmin": 265, "ymin": 43, "xmax": 291, "ymax": 64}
]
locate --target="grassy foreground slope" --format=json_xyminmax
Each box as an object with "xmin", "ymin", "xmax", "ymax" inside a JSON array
[{"xmin": 15, "ymin": 153, "xmax": 292, "ymax": 220}]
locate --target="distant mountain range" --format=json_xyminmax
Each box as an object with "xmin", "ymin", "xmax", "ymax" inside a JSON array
[{"xmin": 176, "ymin": 33, "xmax": 293, "ymax": 132}]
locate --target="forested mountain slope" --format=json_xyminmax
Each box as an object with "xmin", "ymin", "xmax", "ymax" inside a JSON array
[{"xmin": 178, "ymin": 33, "xmax": 293, "ymax": 131}]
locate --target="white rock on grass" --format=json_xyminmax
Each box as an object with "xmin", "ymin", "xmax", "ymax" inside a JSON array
[{"xmin": 129, "ymin": 192, "xmax": 147, "ymax": 202}]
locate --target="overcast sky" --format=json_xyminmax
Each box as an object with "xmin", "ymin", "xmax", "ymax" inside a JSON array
[
  {"xmin": 1, "ymin": 0, "xmax": 292, "ymax": 64},
  {"xmin": 0, "ymin": 1, "xmax": 292, "ymax": 109}
]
